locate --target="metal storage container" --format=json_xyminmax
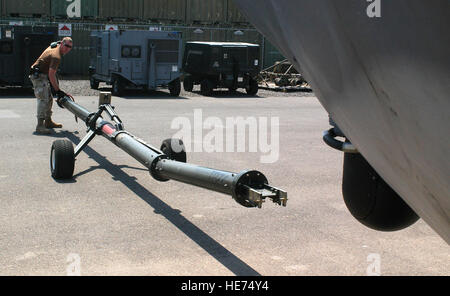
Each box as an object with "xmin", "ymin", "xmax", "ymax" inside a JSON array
[
  {"xmin": 186, "ymin": 0, "xmax": 226, "ymax": 24},
  {"xmin": 89, "ymin": 30, "xmax": 183, "ymax": 96},
  {"xmin": 59, "ymin": 24, "xmax": 94, "ymax": 76},
  {"xmin": 51, "ymin": 0, "xmax": 98, "ymax": 19},
  {"xmin": 182, "ymin": 41, "xmax": 261, "ymax": 95},
  {"xmin": 0, "ymin": 25, "xmax": 57, "ymax": 87},
  {"xmin": 227, "ymin": 0, "xmax": 248, "ymax": 24},
  {"xmin": 2, "ymin": 0, "xmax": 51, "ymax": 17},
  {"xmin": 143, "ymin": 0, "xmax": 186, "ymax": 23},
  {"xmin": 98, "ymin": 0, "xmax": 143, "ymax": 20}
]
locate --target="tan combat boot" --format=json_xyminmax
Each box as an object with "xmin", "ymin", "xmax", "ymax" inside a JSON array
[
  {"xmin": 45, "ymin": 118, "xmax": 63, "ymax": 129},
  {"xmin": 36, "ymin": 119, "xmax": 52, "ymax": 134}
]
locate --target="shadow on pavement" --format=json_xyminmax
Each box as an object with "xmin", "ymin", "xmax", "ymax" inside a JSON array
[
  {"xmin": 98, "ymin": 87, "xmax": 190, "ymax": 100},
  {"xmin": 61, "ymin": 132, "xmax": 261, "ymax": 276},
  {"xmin": 190, "ymin": 89, "xmax": 261, "ymax": 99},
  {"xmin": 0, "ymin": 87, "xmax": 35, "ymax": 98}
]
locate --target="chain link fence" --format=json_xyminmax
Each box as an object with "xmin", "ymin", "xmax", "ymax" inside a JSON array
[{"xmin": 1, "ymin": 20, "xmax": 284, "ymax": 77}]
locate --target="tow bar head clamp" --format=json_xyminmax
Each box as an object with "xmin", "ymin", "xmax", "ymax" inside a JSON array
[{"xmin": 232, "ymin": 170, "xmax": 288, "ymax": 208}]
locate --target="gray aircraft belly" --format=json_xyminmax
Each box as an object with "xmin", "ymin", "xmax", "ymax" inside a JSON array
[{"xmin": 234, "ymin": 0, "xmax": 450, "ymax": 243}]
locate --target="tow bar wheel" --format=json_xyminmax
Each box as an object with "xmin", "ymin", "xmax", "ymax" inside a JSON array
[
  {"xmin": 50, "ymin": 139, "xmax": 75, "ymax": 179},
  {"xmin": 160, "ymin": 138, "xmax": 187, "ymax": 163}
]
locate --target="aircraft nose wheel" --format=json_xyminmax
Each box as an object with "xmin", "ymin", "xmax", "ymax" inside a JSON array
[{"xmin": 50, "ymin": 139, "xmax": 75, "ymax": 179}]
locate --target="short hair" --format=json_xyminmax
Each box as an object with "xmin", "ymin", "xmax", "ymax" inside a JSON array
[{"xmin": 62, "ymin": 37, "xmax": 73, "ymax": 44}]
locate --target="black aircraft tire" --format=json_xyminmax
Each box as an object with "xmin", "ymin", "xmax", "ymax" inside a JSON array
[
  {"xmin": 50, "ymin": 140, "xmax": 75, "ymax": 179},
  {"xmin": 160, "ymin": 138, "xmax": 187, "ymax": 163},
  {"xmin": 342, "ymin": 152, "xmax": 419, "ymax": 231}
]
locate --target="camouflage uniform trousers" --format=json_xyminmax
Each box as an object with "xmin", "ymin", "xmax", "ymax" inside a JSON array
[{"xmin": 29, "ymin": 73, "xmax": 53, "ymax": 119}]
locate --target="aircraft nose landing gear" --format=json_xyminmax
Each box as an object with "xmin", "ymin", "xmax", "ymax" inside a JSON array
[{"xmin": 323, "ymin": 118, "xmax": 419, "ymax": 231}]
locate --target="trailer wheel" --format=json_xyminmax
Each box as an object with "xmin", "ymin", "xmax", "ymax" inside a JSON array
[
  {"xmin": 200, "ymin": 79, "xmax": 214, "ymax": 96},
  {"xmin": 50, "ymin": 139, "xmax": 75, "ymax": 179},
  {"xmin": 169, "ymin": 78, "xmax": 181, "ymax": 96},
  {"xmin": 183, "ymin": 75, "xmax": 194, "ymax": 92},
  {"xmin": 246, "ymin": 78, "xmax": 258, "ymax": 95},
  {"xmin": 90, "ymin": 76, "xmax": 99, "ymax": 90},
  {"xmin": 112, "ymin": 78, "xmax": 123, "ymax": 96},
  {"xmin": 160, "ymin": 138, "xmax": 187, "ymax": 163}
]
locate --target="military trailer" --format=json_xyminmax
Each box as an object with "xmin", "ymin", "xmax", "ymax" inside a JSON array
[
  {"xmin": 0, "ymin": 25, "xmax": 57, "ymax": 88},
  {"xmin": 89, "ymin": 30, "xmax": 183, "ymax": 96},
  {"xmin": 182, "ymin": 42, "xmax": 261, "ymax": 96}
]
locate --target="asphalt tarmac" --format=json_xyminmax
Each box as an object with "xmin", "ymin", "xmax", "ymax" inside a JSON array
[{"xmin": 0, "ymin": 88, "xmax": 448, "ymax": 275}]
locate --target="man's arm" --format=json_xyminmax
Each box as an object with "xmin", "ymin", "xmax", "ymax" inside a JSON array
[
  {"xmin": 48, "ymin": 68, "xmax": 60, "ymax": 92},
  {"xmin": 48, "ymin": 68, "xmax": 74, "ymax": 101}
]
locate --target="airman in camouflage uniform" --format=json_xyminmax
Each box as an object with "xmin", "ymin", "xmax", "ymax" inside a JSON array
[{"xmin": 30, "ymin": 37, "xmax": 74, "ymax": 134}]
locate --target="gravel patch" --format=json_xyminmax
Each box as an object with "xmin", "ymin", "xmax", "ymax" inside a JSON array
[{"xmin": 59, "ymin": 79, "xmax": 315, "ymax": 98}]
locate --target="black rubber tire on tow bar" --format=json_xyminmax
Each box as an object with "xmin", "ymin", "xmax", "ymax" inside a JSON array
[
  {"xmin": 160, "ymin": 138, "xmax": 187, "ymax": 163},
  {"xmin": 50, "ymin": 139, "xmax": 75, "ymax": 179},
  {"xmin": 169, "ymin": 78, "xmax": 181, "ymax": 96},
  {"xmin": 90, "ymin": 76, "xmax": 99, "ymax": 90},
  {"xmin": 183, "ymin": 75, "xmax": 194, "ymax": 92}
]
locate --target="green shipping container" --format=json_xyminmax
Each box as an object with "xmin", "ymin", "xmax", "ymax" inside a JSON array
[
  {"xmin": 98, "ymin": 0, "xmax": 143, "ymax": 19},
  {"xmin": 186, "ymin": 0, "xmax": 226, "ymax": 24},
  {"xmin": 185, "ymin": 28, "xmax": 227, "ymax": 43},
  {"xmin": 51, "ymin": 0, "xmax": 98, "ymax": 19},
  {"xmin": 3, "ymin": 0, "xmax": 50, "ymax": 16},
  {"xmin": 59, "ymin": 24, "xmax": 94, "ymax": 75},
  {"xmin": 143, "ymin": 0, "xmax": 185, "ymax": 22},
  {"xmin": 227, "ymin": 0, "xmax": 248, "ymax": 23},
  {"xmin": 226, "ymin": 29, "xmax": 261, "ymax": 44}
]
